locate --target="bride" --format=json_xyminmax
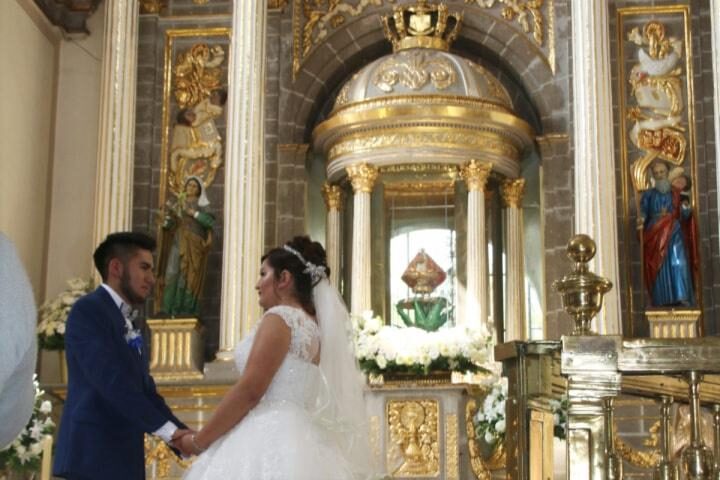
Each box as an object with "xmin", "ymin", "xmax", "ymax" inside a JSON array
[{"xmin": 179, "ymin": 236, "xmax": 380, "ymax": 479}]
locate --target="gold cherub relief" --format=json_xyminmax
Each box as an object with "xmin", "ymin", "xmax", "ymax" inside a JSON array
[{"xmin": 626, "ymin": 20, "xmax": 686, "ymax": 192}]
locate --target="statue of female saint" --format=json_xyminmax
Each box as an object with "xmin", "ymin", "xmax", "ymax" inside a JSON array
[
  {"xmin": 639, "ymin": 162, "xmax": 698, "ymax": 307},
  {"xmin": 156, "ymin": 176, "xmax": 214, "ymax": 316}
]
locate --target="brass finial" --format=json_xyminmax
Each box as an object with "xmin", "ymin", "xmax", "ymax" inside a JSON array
[
  {"xmin": 552, "ymin": 234, "xmax": 613, "ymax": 335},
  {"xmin": 381, "ymin": 0, "xmax": 463, "ymax": 52}
]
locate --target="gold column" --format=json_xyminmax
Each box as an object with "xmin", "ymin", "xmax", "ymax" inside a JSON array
[
  {"xmin": 459, "ymin": 160, "xmax": 492, "ymax": 330},
  {"xmin": 346, "ymin": 163, "xmax": 378, "ymax": 315},
  {"xmin": 92, "ymin": 0, "xmax": 139, "ymax": 251},
  {"xmin": 321, "ymin": 182, "xmax": 343, "ymax": 288},
  {"xmin": 216, "ymin": 0, "xmax": 267, "ymax": 362},
  {"xmin": 501, "ymin": 178, "xmax": 526, "ymax": 341}
]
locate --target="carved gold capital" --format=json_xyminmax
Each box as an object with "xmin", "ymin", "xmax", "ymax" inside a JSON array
[
  {"xmin": 139, "ymin": 0, "xmax": 166, "ymax": 14},
  {"xmin": 346, "ymin": 163, "xmax": 378, "ymax": 193},
  {"xmin": 459, "ymin": 159, "xmax": 492, "ymax": 192},
  {"xmin": 500, "ymin": 178, "xmax": 526, "ymax": 208},
  {"xmin": 321, "ymin": 183, "xmax": 343, "ymax": 211}
]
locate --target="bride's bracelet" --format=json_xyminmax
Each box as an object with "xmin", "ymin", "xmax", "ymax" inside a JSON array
[{"xmin": 190, "ymin": 434, "xmax": 206, "ymax": 454}]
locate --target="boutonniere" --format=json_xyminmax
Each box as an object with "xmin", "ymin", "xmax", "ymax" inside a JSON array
[{"xmin": 125, "ymin": 327, "xmax": 143, "ymax": 353}]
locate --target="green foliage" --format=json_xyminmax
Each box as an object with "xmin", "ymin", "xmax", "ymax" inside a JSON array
[{"xmin": 396, "ymin": 298, "xmax": 449, "ymax": 331}]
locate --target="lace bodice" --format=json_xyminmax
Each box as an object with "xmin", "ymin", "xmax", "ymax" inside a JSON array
[{"xmin": 234, "ymin": 306, "xmax": 321, "ymax": 407}]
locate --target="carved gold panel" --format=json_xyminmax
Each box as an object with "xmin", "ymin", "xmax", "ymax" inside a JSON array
[
  {"xmin": 387, "ymin": 399, "xmax": 440, "ymax": 477},
  {"xmin": 159, "ymin": 28, "xmax": 231, "ymax": 208},
  {"xmin": 616, "ymin": 6, "xmax": 701, "ymax": 336},
  {"xmin": 445, "ymin": 414, "xmax": 459, "ymax": 480}
]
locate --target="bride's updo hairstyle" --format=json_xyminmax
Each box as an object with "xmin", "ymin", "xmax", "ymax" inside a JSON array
[{"xmin": 261, "ymin": 236, "xmax": 329, "ymax": 315}]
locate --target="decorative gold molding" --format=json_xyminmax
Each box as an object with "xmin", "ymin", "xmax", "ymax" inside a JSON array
[
  {"xmin": 501, "ymin": 178, "xmax": 526, "ymax": 208},
  {"xmin": 445, "ymin": 414, "xmax": 459, "ymax": 480},
  {"xmin": 459, "ymin": 159, "xmax": 492, "ymax": 192},
  {"xmin": 321, "ymin": 182, "xmax": 343, "ymax": 210},
  {"xmin": 646, "ymin": 309, "xmax": 701, "ymax": 338},
  {"xmin": 328, "ymin": 130, "xmax": 519, "ymax": 162},
  {"xmin": 383, "ymin": 179, "xmax": 456, "ymax": 198},
  {"xmin": 346, "ymin": 163, "xmax": 378, "ymax": 193},
  {"xmin": 379, "ymin": 163, "xmax": 459, "ymax": 176},
  {"xmin": 330, "ymin": 93, "xmax": 514, "ymax": 116},
  {"xmin": 387, "ymin": 399, "xmax": 440, "ymax": 477}
]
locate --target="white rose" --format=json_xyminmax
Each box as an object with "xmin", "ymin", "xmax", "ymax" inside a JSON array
[
  {"xmin": 376, "ymin": 354, "xmax": 387, "ymax": 369},
  {"xmin": 495, "ymin": 419, "xmax": 506, "ymax": 433},
  {"xmin": 40, "ymin": 400, "xmax": 52, "ymax": 414},
  {"xmin": 30, "ymin": 442, "xmax": 43, "ymax": 455},
  {"xmin": 484, "ymin": 431, "xmax": 495, "ymax": 444}
]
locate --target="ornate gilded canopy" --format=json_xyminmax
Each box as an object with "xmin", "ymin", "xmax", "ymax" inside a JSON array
[{"xmin": 313, "ymin": 1, "xmax": 534, "ymax": 182}]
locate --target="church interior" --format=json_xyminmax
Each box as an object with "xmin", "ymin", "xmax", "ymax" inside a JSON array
[{"xmin": 2, "ymin": 0, "xmax": 720, "ymax": 478}]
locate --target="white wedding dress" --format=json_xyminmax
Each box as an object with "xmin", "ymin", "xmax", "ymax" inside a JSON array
[{"xmin": 183, "ymin": 305, "xmax": 356, "ymax": 480}]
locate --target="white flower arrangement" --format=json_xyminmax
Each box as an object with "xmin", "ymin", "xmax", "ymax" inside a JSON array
[
  {"xmin": 473, "ymin": 377, "xmax": 508, "ymax": 445},
  {"xmin": 0, "ymin": 375, "xmax": 55, "ymax": 473},
  {"xmin": 352, "ymin": 311, "xmax": 492, "ymax": 376},
  {"xmin": 472, "ymin": 377, "xmax": 569, "ymax": 446},
  {"xmin": 37, "ymin": 277, "xmax": 95, "ymax": 350}
]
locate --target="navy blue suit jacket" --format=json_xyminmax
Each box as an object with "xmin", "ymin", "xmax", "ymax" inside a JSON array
[{"xmin": 53, "ymin": 287, "xmax": 184, "ymax": 480}]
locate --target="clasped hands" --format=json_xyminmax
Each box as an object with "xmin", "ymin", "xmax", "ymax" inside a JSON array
[{"xmin": 170, "ymin": 429, "xmax": 205, "ymax": 457}]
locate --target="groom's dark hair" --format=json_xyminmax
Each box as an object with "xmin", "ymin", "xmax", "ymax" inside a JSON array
[{"xmin": 93, "ymin": 232, "xmax": 156, "ymax": 281}]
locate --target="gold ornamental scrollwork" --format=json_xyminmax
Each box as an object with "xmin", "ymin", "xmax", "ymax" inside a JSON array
[
  {"xmin": 321, "ymin": 182, "xmax": 344, "ymax": 210},
  {"xmin": 464, "ymin": 0, "xmax": 555, "ymax": 74},
  {"xmin": 173, "ymin": 43, "xmax": 226, "ymax": 109},
  {"xmin": 465, "ymin": 0, "xmax": 545, "ymax": 45},
  {"xmin": 346, "ymin": 163, "xmax": 378, "ymax": 193},
  {"xmin": 292, "ymin": 0, "xmax": 389, "ymax": 79},
  {"xmin": 500, "ymin": 178, "xmax": 526, "ymax": 208},
  {"xmin": 459, "ymin": 159, "xmax": 492, "ymax": 192},
  {"xmin": 614, "ymin": 430, "xmax": 661, "ymax": 468},
  {"xmin": 387, "ymin": 399, "xmax": 440, "ymax": 477},
  {"xmin": 373, "ymin": 50, "xmax": 457, "ymax": 92},
  {"xmin": 624, "ymin": 19, "xmax": 687, "ymax": 191}
]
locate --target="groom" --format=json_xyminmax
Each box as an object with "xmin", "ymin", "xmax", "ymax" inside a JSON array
[{"xmin": 54, "ymin": 232, "xmax": 191, "ymax": 480}]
